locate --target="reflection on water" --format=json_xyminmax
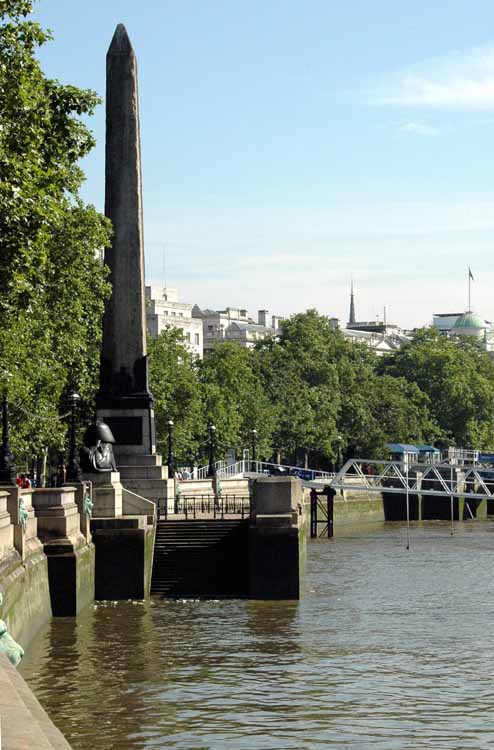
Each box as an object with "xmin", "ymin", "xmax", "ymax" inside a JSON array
[{"xmin": 20, "ymin": 521, "xmax": 494, "ymax": 749}]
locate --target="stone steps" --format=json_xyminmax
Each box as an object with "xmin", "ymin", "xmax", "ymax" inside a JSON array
[
  {"xmin": 118, "ymin": 465, "xmax": 168, "ymax": 480},
  {"xmin": 151, "ymin": 520, "xmax": 249, "ymax": 598},
  {"xmin": 116, "ymin": 454, "xmax": 163, "ymax": 467}
]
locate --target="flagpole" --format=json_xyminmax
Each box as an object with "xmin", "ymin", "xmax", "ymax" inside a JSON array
[{"xmin": 469, "ymin": 268, "xmax": 471, "ymax": 311}]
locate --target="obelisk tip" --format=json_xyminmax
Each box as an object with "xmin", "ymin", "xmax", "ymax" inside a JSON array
[{"xmin": 108, "ymin": 23, "xmax": 134, "ymax": 55}]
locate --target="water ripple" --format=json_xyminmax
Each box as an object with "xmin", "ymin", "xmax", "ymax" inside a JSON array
[{"xmin": 19, "ymin": 521, "xmax": 494, "ymax": 749}]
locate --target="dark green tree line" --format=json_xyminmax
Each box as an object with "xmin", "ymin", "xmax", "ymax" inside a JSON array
[{"xmin": 149, "ymin": 312, "xmax": 449, "ymax": 468}]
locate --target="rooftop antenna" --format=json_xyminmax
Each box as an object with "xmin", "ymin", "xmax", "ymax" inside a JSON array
[{"xmin": 384, "ymin": 306, "xmax": 387, "ymax": 326}]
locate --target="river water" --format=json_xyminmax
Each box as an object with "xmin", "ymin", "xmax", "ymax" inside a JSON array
[{"xmin": 20, "ymin": 521, "xmax": 494, "ymax": 749}]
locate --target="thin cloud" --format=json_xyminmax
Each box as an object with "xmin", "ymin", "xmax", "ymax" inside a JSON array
[
  {"xmin": 400, "ymin": 122, "xmax": 439, "ymax": 136},
  {"xmin": 373, "ymin": 45, "xmax": 494, "ymax": 108}
]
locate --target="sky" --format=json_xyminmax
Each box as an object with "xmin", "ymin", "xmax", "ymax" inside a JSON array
[{"xmin": 31, "ymin": 0, "xmax": 494, "ymax": 328}]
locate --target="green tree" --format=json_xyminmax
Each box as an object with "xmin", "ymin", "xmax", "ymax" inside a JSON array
[
  {"xmin": 148, "ymin": 328, "xmax": 203, "ymax": 464},
  {"xmin": 257, "ymin": 310, "xmax": 341, "ymax": 466},
  {"xmin": 199, "ymin": 343, "xmax": 275, "ymax": 461},
  {"xmin": 380, "ymin": 328, "xmax": 494, "ymax": 448},
  {"xmin": 0, "ymin": 1, "xmax": 111, "ymax": 461},
  {"xmin": 257, "ymin": 310, "xmax": 439, "ymax": 466}
]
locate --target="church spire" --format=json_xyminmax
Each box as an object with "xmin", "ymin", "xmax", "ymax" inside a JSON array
[{"xmin": 349, "ymin": 278, "xmax": 356, "ymax": 325}]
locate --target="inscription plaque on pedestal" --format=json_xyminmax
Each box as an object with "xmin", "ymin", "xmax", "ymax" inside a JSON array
[{"xmin": 104, "ymin": 417, "xmax": 143, "ymax": 446}]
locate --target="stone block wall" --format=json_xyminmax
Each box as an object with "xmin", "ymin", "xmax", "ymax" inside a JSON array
[{"xmin": 249, "ymin": 477, "xmax": 307, "ymax": 600}]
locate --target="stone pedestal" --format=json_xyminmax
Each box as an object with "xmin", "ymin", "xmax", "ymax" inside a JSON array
[
  {"xmin": 82, "ymin": 471, "xmax": 123, "ymax": 518},
  {"xmin": 0, "ymin": 492, "xmax": 13, "ymax": 561},
  {"xmin": 72, "ymin": 481, "xmax": 92, "ymax": 542},
  {"xmin": 249, "ymin": 477, "xmax": 307, "ymax": 600},
  {"xmin": 0, "ymin": 485, "xmax": 42, "ymax": 561},
  {"xmin": 32, "ymin": 487, "xmax": 85, "ymax": 545},
  {"xmin": 97, "ymin": 406, "xmax": 156, "ymax": 457},
  {"xmin": 31, "ymin": 487, "xmax": 95, "ymax": 616}
]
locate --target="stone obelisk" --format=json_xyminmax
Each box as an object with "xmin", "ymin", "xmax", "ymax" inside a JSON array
[{"xmin": 96, "ymin": 24, "xmax": 155, "ymax": 457}]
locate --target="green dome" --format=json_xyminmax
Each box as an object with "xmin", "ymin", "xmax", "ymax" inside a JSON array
[
  {"xmin": 452, "ymin": 311, "xmax": 486, "ymax": 339},
  {"xmin": 453, "ymin": 312, "xmax": 485, "ymax": 330}
]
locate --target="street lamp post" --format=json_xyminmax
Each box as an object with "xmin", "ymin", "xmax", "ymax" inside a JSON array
[
  {"xmin": 166, "ymin": 419, "xmax": 175, "ymax": 477},
  {"xmin": 251, "ymin": 429, "xmax": 258, "ymax": 472},
  {"xmin": 65, "ymin": 392, "xmax": 82, "ymax": 484},
  {"xmin": 207, "ymin": 423, "xmax": 216, "ymax": 478},
  {"xmin": 0, "ymin": 393, "xmax": 16, "ymax": 485}
]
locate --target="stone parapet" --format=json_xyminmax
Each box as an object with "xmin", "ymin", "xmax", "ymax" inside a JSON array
[
  {"xmin": 82, "ymin": 470, "xmax": 123, "ymax": 517},
  {"xmin": 0, "ymin": 491, "xmax": 13, "ymax": 560},
  {"xmin": 117, "ymin": 474, "xmax": 174, "ymax": 507},
  {"xmin": 72, "ymin": 482, "xmax": 92, "ymax": 542},
  {"xmin": 0, "ymin": 485, "xmax": 42, "ymax": 561},
  {"xmin": 251, "ymin": 476, "xmax": 303, "ymax": 520},
  {"xmin": 122, "ymin": 488, "xmax": 156, "ymax": 524},
  {"xmin": 32, "ymin": 487, "xmax": 86, "ymax": 547}
]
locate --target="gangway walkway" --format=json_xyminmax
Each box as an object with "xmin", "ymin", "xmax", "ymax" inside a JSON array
[{"xmin": 329, "ymin": 459, "xmax": 494, "ymax": 500}]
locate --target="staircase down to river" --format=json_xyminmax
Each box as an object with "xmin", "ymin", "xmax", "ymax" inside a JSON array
[{"xmin": 151, "ymin": 519, "xmax": 250, "ymax": 598}]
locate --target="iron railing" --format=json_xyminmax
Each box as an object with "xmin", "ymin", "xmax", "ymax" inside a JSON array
[{"xmin": 159, "ymin": 494, "xmax": 251, "ymax": 521}]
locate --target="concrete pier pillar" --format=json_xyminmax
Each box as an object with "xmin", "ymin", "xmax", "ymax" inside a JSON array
[
  {"xmin": 31, "ymin": 487, "xmax": 95, "ymax": 616},
  {"xmin": 249, "ymin": 477, "xmax": 308, "ymax": 600}
]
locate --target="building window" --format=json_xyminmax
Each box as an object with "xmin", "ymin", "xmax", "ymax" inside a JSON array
[
  {"xmin": 186, "ymin": 332, "xmax": 191, "ymax": 342},
  {"xmin": 195, "ymin": 333, "xmax": 200, "ymax": 345},
  {"xmin": 171, "ymin": 312, "xmax": 176, "ymax": 317},
  {"xmin": 179, "ymin": 313, "xmax": 183, "ymax": 317}
]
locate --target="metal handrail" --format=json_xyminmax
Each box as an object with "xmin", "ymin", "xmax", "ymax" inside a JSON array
[
  {"xmin": 196, "ymin": 460, "xmax": 226, "ymax": 480},
  {"xmin": 161, "ymin": 494, "xmax": 251, "ymax": 520},
  {"xmin": 189, "ymin": 459, "xmax": 335, "ymax": 482}
]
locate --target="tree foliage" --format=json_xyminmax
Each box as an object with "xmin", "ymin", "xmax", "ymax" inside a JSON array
[
  {"xmin": 148, "ymin": 328, "xmax": 203, "ymax": 462},
  {"xmin": 199, "ymin": 342, "xmax": 275, "ymax": 460},
  {"xmin": 379, "ymin": 328, "xmax": 494, "ymax": 449},
  {"xmin": 148, "ymin": 311, "xmax": 443, "ymax": 469},
  {"xmin": 0, "ymin": 1, "xmax": 111, "ymax": 459}
]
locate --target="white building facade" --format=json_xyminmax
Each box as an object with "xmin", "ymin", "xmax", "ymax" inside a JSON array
[
  {"xmin": 192, "ymin": 306, "xmax": 282, "ymax": 356},
  {"xmin": 342, "ymin": 325, "xmax": 410, "ymax": 355},
  {"xmin": 146, "ymin": 286, "xmax": 203, "ymax": 357}
]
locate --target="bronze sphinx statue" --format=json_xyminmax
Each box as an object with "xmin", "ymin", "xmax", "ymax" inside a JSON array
[{"xmin": 80, "ymin": 420, "xmax": 117, "ymax": 473}]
